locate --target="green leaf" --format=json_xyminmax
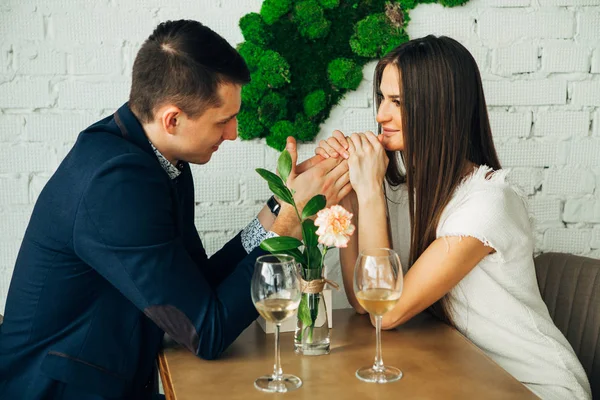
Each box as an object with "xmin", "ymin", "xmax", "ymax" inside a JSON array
[
  {"xmin": 301, "ymin": 194, "xmax": 326, "ymax": 220},
  {"xmin": 277, "ymin": 150, "xmax": 292, "ymax": 183},
  {"xmin": 267, "ymin": 182, "xmax": 294, "ymax": 205},
  {"xmin": 302, "ymin": 219, "xmax": 318, "ymax": 248},
  {"xmin": 256, "ymin": 168, "xmax": 284, "ymax": 187},
  {"xmin": 298, "ymin": 294, "xmax": 313, "ymax": 327},
  {"xmin": 257, "ymin": 167, "xmax": 295, "ymax": 204},
  {"xmin": 260, "ymin": 236, "xmax": 303, "ymax": 252},
  {"xmin": 276, "ymin": 248, "xmax": 307, "ymax": 265},
  {"xmin": 310, "ymin": 295, "xmax": 320, "ymax": 325},
  {"xmin": 306, "ymin": 246, "xmax": 323, "ymax": 271}
]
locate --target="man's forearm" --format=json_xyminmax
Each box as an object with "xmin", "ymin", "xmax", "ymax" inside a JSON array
[
  {"xmin": 269, "ymin": 205, "xmax": 302, "ymax": 239},
  {"xmin": 257, "ymin": 204, "xmax": 276, "ymax": 231}
]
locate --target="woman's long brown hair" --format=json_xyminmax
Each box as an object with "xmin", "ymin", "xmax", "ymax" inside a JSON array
[{"xmin": 374, "ymin": 36, "xmax": 501, "ymax": 325}]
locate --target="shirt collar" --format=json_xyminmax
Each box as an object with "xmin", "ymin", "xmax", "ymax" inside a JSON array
[{"xmin": 148, "ymin": 141, "xmax": 182, "ymax": 180}]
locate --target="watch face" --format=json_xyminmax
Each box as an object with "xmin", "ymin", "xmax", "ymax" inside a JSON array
[{"xmin": 268, "ymin": 196, "xmax": 280, "ymax": 216}]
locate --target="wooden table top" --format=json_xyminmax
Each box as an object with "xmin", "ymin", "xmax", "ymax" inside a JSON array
[{"xmin": 158, "ymin": 308, "xmax": 538, "ymax": 400}]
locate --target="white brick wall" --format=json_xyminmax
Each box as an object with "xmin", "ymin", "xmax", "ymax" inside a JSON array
[
  {"xmin": 534, "ymin": 111, "xmax": 590, "ymax": 137},
  {"xmin": 542, "ymin": 43, "xmax": 591, "ymax": 72},
  {"xmin": 492, "ymin": 44, "xmax": 538, "ymax": 75},
  {"xmin": 0, "ymin": 0, "xmax": 599, "ymax": 314}
]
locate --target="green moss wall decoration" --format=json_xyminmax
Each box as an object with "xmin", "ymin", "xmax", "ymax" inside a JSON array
[{"xmin": 237, "ymin": 0, "xmax": 469, "ymax": 150}]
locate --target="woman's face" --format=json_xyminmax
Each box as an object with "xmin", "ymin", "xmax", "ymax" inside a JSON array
[{"xmin": 376, "ymin": 64, "xmax": 404, "ymax": 152}]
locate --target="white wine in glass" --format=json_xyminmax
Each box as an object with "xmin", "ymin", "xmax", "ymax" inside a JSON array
[
  {"xmin": 354, "ymin": 248, "xmax": 403, "ymax": 383},
  {"xmin": 255, "ymin": 298, "xmax": 298, "ymax": 323},
  {"xmin": 251, "ymin": 254, "xmax": 302, "ymax": 393},
  {"xmin": 356, "ymin": 288, "xmax": 401, "ymax": 316}
]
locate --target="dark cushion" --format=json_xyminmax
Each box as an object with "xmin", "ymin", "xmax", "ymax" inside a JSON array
[{"xmin": 535, "ymin": 252, "xmax": 600, "ymax": 398}]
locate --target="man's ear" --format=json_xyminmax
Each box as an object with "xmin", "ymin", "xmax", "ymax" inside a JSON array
[{"xmin": 159, "ymin": 106, "xmax": 182, "ymax": 135}]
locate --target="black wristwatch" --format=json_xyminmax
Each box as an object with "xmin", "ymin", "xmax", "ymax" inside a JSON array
[{"xmin": 267, "ymin": 195, "xmax": 281, "ymax": 216}]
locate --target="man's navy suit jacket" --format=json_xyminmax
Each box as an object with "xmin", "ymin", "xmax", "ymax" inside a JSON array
[{"xmin": 0, "ymin": 104, "xmax": 265, "ymax": 399}]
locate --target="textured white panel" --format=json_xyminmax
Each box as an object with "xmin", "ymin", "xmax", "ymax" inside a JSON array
[
  {"xmin": 544, "ymin": 228, "xmax": 591, "ymax": 254},
  {"xmin": 29, "ymin": 175, "xmax": 50, "ymax": 204},
  {"xmin": 242, "ymin": 175, "xmax": 272, "ymax": 202},
  {"xmin": 492, "ymin": 44, "xmax": 538, "ymax": 75},
  {"xmin": 529, "ymin": 197, "xmax": 562, "ymax": 225},
  {"xmin": 497, "ymin": 140, "xmax": 558, "ymax": 167},
  {"xmin": 71, "ymin": 46, "xmax": 123, "ymax": 75},
  {"xmin": 0, "ymin": 177, "xmax": 29, "ymax": 205},
  {"xmin": 0, "ymin": 145, "xmax": 55, "ymax": 173},
  {"xmin": 534, "ymin": 112, "xmax": 590, "ymax": 137},
  {"xmin": 506, "ymin": 168, "xmax": 543, "ymax": 195},
  {"xmin": 484, "ymin": 80, "xmax": 566, "ymax": 106},
  {"xmin": 1, "ymin": 44, "xmax": 11, "ymax": 75},
  {"xmin": 462, "ymin": 43, "xmax": 489, "ymax": 71},
  {"xmin": 583, "ymin": 249, "xmax": 600, "ymax": 259},
  {"xmin": 406, "ymin": 5, "xmax": 475, "ymax": 41},
  {"xmin": 544, "ymin": 167, "xmax": 596, "ymax": 195},
  {"xmin": 564, "ymin": 199, "xmax": 600, "ymax": 223},
  {"xmin": 571, "ymin": 81, "xmax": 600, "ymax": 106},
  {"xmin": 0, "ymin": 208, "xmax": 33, "ymax": 240},
  {"xmin": 25, "ymin": 113, "xmax": 95, "ymax": 142},
  {"xmin": 479, "ymin": 9, "xmax": 574, "ymax": 45},
  {"xmin": 478, "ymin": 0, "xmax": 531, "ymax": 6},
  {"xmin": 197, "ymin": 140, "xmax": 265, "ymax": 175},
  {"xmin": 58, "ymin": 81, "xmax": 130, "ymax": 110},
  {"xmin": 339, "ymin": 91, "xmax": 370, "ymax": 109},
  {"xmin": 542, "ymin": 45, "xmax": 590, "ymax": 73},
  {"xmin": 578, "ymin": 11, "xmax": 600, "ymax": 42},
  {"xmin": 192, "ymin": 175, "xmax": 239, "ymax": 203},
  {"xmin": 0, "ymin": 242, "xmax": 20, "ymax": 270},
  {"xmin": 591, "ymin": 227, "xmax": 600, "ymax": 249},
  {"xmin": 592, "ymin": 48, "xmax": 600, "ymax": 74},
  {"xmin": 489, "ymin": 111, "xmax": 531, "ymax": 138},
  {"xmin": 342, "ymin": 109, "xmax": 377, "ymax": 134},
  {"xmin": 541, "ymin": 0, "xmax": 600, "ymax": 4},
  {"xmin": 0, "ymin": 264, "xmax": 16, "ymax": 313},
  {"xmin": 0, "ymin": 115, "xmax": 25, "ymax": 143},
  {"xmin": 568, "ymin": 139, "xmax": 600, "ymax": 166},
  {"xmin": 195, "ymin": 204, "xmax": 259, "ymax": 232},
  {"xmin": 0, "ymin": 80, "xmax": 54, "ymax": 109},
  {"xmin": 15, "ymin": 48, "xmax": 67, "ymax": 75},
  {"xmin": 0, "ymin": 8, "xmax": 44, "ymax": 41},
  {"xmin": 52, "ymin": 7, "xmax": 155, "ymax": 45}
]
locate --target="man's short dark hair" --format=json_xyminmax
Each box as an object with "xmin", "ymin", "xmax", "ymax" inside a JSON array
[{"xmin": 129, "ymin": 20, "xmax": 250, "ymax": 123}]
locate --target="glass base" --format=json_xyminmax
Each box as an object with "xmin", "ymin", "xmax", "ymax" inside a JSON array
[
  {"xmin": 294, "ymin": 341, "xmax": 330, "ymax": 356},
  {"xmin": 356, "ymin": 366, "xmax": 403, "ymax": 383},
  {"xmin": 254, "ymin": 374, "xmax": 303, "ymax": 393}
]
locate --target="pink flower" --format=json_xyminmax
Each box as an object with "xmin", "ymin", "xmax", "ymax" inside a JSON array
[{"xmin": 314, "ymin": 205, "xmax": 356, "ymax": 248}]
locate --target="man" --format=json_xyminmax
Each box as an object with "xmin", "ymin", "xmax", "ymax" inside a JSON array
[{"xmin": 0, "ymin": 20, "xmax": 350, "ymax": 399}]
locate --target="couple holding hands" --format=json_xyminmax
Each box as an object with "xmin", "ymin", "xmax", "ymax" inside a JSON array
[{"xmin": 0, "ymin": 19, "xmax": 590, "ymax": 400}]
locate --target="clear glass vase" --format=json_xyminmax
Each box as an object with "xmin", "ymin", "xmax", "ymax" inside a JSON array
[{"xmin": 294, "ymin": 290, "xmax": 330, "ymax": 356}]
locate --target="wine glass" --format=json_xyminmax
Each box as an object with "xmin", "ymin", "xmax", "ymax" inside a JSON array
[
  {"xmin": 354, "ymin": 248, "xmax": 404, "ymax": 383},
  {"xmin": 251, "ymin": 254, "xmax": 302, "ymax": 393}
]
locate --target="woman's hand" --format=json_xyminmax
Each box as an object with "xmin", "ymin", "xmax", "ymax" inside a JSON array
[
  {"xmin": 315, "ymin": 130, "xmax": 350, "ymax": 160},
  {"xmin": 346, "ymin": 131, "xmax": 388, "ymax": 202}
]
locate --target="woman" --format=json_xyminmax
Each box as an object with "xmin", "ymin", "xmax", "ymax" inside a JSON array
[{"xmin": 316, "ymin": 35, "xmax": 591, "ymax": 400}]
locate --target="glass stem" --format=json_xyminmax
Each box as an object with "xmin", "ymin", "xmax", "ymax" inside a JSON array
[
  {"xmin": 373, "ymin": 315, "xmax": 384, "ymax": 372},
  {"xmin": 273, "ymin": 323, "xmax": 283, "ymax": 381}
]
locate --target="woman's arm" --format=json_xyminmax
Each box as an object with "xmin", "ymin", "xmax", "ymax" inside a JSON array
[
  {"xmin": 378, "ymin": 235, "xmax": 493, "ymax": 329},
  {"xmin": 339, "ymin": 191, "xmax": 365, "ymax": 313}
]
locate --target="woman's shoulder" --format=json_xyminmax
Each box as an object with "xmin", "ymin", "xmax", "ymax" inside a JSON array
[{"xmin": 450, "ymin": 165, "xmax": 527, "ymax": 215}]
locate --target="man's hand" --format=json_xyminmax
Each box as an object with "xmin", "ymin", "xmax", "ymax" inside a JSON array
[
  {"xmin": 269, "ymin": 137, "xmax": 353, "ymax": 238},
  {"xmin": 285, "ymin": 137, "xmax": 352, "ymax": 211}
]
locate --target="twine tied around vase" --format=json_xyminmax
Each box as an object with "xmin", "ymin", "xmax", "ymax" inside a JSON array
[{"xmin": 299, "ymin": 277, "xmax": 340, "ymax": 294}]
